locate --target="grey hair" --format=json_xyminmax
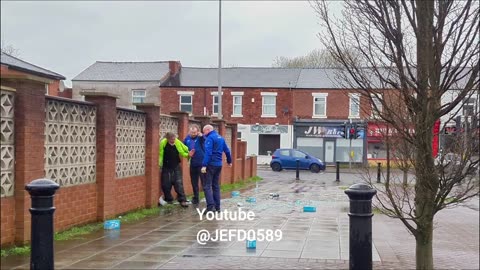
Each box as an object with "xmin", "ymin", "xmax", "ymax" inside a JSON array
[
  {"xmin": 165, "ymin": 132, "xmax": 176, "ymax": 139},
  {"xmin": 203, "ymin": 124, "xmax": 214, "ymax": 132},
  {"xmin": 189, "ymin": 124, "xmax": 200, "ymax": 132}
]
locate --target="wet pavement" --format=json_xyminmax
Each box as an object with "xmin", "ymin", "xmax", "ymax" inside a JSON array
[{"xmin": 1, "ymin": 168, "xmax": 478, "ymax": 269}]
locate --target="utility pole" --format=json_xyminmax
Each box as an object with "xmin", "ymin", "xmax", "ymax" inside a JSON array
[
  {"xmin": 349, "ymin": 119, "xmax": 353, "ymax": 169},
  {"xmin": 217, "ymin": 0, "xmax": 223, "ymax": 119}
]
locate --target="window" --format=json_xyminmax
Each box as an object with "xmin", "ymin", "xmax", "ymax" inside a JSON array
[
  {"xmin": 349, "ymin": 93, "xmax": 360, "ymax": 118},
  {"xmin": 292, "ymin": 150, "xmax": 306, "ymax": 158},
  {"xmin": 463, "ymin": 98, "xmax": 476, "ymax": 117},
  {"xmin": 278, "ymin": 149, "xmax": 290, "ymax": 156},
  {"xmin": 132, "ymin": 89, "xmax": 146, "ymax": 103},
  {"xmin": 179, "ymin": 95, "xmax": 193, "ymax": 113},
  {"xmin": 232, "ymin": 92, "xmax": 243, "ymax": 117},
  {"xmin": 371, "ymin": 94, "xmax": 382, "ymax": 118},
  {"xmin": 261, "ymin": 93, "xmax": 277, "ymax": 117},
  {"xmin": 312, "ymin": 93, "xmax": 328, "ymax": 117},
  {"xmin": 212, "ymin": 95, "xmax": 219, "ymax": 115}
]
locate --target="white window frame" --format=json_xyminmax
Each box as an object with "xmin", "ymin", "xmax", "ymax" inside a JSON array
[
  {"xmin": 349, "ymin": 93, "xmax": 361, "ymax": 119},
  {"xmin": 370, "ymin": 94, "xmax": 383, "ymax": 119},
  {"xmin": 232, "ymin": 92, "xmax": 244, "ymax": 117},
  {"xmin": 210, "ymin": 92, "xmax": 224, "ymax": 116},
  {"xmin": 177, "ymin": 91, "xmax": 194, "ymax": 113},
  {"xmin": 132, "ymin": 89, "xmax": 146, "ymax": 104},
  {"xmin": 312, "ymin": 93, "xmax": 328, "ymax": 118},
  {"xmin": 261, "ymin": 92, "xmax": 277, "ymax": 118}
]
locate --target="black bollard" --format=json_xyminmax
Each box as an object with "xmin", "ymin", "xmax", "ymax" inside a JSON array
[
  {"xmin": 377, "ymin": 163, "xmax": 381, "ymax": 183},
  {"xmin": 336, "ymin": 161, "xmax": 340, "ymax": 182},
  {"xmin": 25, "ymin": 179, "xmax": 60, "ymax": 270},
  {"xmin": 295, "ymin": 159, "xmax": 300, "ymax": 180},
  {"xmin": 344, "ymin": 183, "xmax": 377, "ymax": 270}
]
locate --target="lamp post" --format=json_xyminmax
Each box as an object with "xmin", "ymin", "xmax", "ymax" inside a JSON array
[{"xmin": 217, "ymin": 0, "xmax": 223, "ymax": 119}]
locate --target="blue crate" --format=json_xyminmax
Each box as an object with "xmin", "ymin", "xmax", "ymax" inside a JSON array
[
  {"xmin": 303, "ymin": 206, "xmax": 316, "ymax": 212},
  {"xmin": 231, "ymin": 191, "xmax": 240, "ymax": 197},
  {"xmin": 104, "ymin": 219, "xmax": 121, "ymax": 230},
  {"xmin": 246, "ymin": 197, "xmax": 256, "ymax": 203},
  {"xmin": 246, "ymin": 239, "xmax": 257, "ymax": 249}
]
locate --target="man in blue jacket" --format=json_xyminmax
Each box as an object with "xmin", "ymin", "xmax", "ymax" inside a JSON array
[
  {"xmin": 183, "ymin": 125, "xmax": 205, "ymax": 205},
  {"xmin": 201, "ymin": 124, "xmax": 232, "ymax": 213}
]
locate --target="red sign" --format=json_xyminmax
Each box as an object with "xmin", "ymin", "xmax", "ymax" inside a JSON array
[{"xmin": 432, "ymin": 120, "xmax": 440, "ymax": 157}]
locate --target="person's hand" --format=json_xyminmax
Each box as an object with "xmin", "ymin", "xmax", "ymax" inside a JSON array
[
  {"xmin": 201, "ymin": 167, "xmax": 207, "ymax": 174},
  {"xmin": 228, "ymin": 163, "xmax": 232, "ymax": 167},
  {"xmin": 188, "ymin": 149, "xmax": 195, "ymax": 157}
]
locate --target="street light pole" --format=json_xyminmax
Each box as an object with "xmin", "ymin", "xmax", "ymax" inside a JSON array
[{"xmin": 217, "ymin": 0, "xmax": 223, "ymax": 119}]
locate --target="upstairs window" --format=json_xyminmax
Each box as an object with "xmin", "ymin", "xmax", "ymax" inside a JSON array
[{"xmin": 132, "ymin": 89, "xmax": 146, "ymax": 103}]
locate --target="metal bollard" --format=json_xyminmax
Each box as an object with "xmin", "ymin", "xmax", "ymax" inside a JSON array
[
  {"xmin": 295, "ymin": 159, "xmax": 300, "ymax": 180},
  {"xmin": 336, "ymin": 161, "xmax": 340, "ymax": 182},
  {"xmin": 377, "ymin": 163, "xmax": 381, "ymax": 183},
  {"xmin": 344, "ymin": 183, "xmax": 377, "ymax": 270},
  {"xmin": 25, "ymin": 179, "xmax": 60, "ymax": 270}
]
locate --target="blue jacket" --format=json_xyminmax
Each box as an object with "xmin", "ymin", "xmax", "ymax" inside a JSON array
[
  {"xmin": 202, "ymin": 130, "xmax": 232, "ymax": 167},
  {"xmin": 183, "ymin": 135, "xmax": 205, "ymax": 167}
]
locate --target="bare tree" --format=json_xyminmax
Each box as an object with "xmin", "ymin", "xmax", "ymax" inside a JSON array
[
  {"xmin": 311, "ymin": 0, "xmax": 479, "ymax": 269},
  {"xmin": 1, "ymin": 40, "xmax": 19, "ymax": 57}
]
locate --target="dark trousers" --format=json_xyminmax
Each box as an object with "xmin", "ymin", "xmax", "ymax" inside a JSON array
[
  {"xmin": 190, "ymin": 166, "xmax": 205, "ymax": 204},
  {"xmin": 203, "ymin": 165, "xmax": 222, "ymax": 211},
  {"xmin": 161, "ymin": 165, "xmax": 186, "ymax": 202}
]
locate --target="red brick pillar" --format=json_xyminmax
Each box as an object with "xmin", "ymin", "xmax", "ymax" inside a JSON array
[
  {"xmin": 136, "ymin": 104, "xmax": 160, "ymax": 208},
  {"xmin": 170, "ymin": 112, "xmax": 192, "ymax": 196},
  {"xmin": 238, "ymin": 141, "xmax": 247, "ymax": 180},
  {"xmin": 213, "ymin": 119, "xmax": 226, "ymax": 136},
  {"xmin": 193, "ymin": 115, "xmax": 212, "ymax": 130},
  {"xmin": 212, "ymin": 120, "xmax": 228, "ymax": 184},
  {"xmin": 83, "ymin": 92, "xmax": 118, "ymax": 220},
  {"xmin": 3, "ymin": 79, "xmax": 47, "ymax": 244},
  {"xmin": 228, "ymin": 123, "xmax": 238, "ymax": 184}
]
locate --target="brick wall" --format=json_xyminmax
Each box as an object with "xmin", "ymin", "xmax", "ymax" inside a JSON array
[
  {"xmin": 54, "ymin": 184, "xmax": 97, "ymax": 231},
  {"xmin": 115, "ymin": 176, "xmax": 146, "ymax": 214},
  {"xmin": 0, "ymin": 85, "xmax": 257, "ymax": 246},
  {"xmin": 0, "ymin": 198, "xmax": 15, "ymax": 244},
  {"xmin": 160, "ymin": 87, "xmax": 387, "ymax": 123}
]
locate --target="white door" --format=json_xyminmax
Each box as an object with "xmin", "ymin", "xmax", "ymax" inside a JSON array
[{"xmin": 325, "ymin": 141, "xmax": 335, "ymax": 163}]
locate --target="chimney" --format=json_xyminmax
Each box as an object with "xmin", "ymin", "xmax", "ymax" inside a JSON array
[{"xmin": 169, "ymin": 61, "xmax": 182, "ymax": 76}]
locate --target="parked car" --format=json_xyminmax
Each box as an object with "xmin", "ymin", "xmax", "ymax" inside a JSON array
[{"xmin": 270, "ymin": 148, "xmax": 326, "ymax": 173}]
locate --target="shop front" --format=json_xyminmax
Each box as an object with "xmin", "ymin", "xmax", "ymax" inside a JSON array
[
  {"xmin": 293, "ymin": 120, "xmax": 366, "ymax": 165},
  {"xmin": 366, "ymin": 122, "xmax": 417, "ymax": 165}
]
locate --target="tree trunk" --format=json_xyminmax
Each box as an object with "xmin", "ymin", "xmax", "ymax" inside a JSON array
[
  {"xmin": 403, "ymin": 170, "xmax": 408, "ymax": 186},
  {"xmin": 416, "ymin": 221, "xmax": 434, "ymax": 270}
]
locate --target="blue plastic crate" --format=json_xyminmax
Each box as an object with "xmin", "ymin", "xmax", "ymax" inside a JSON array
[
  {"xmin": 231, "ymin": 191, "xmax": 240, "ymax": 197},
  {"xmin": 303, "ymin": 206, "xmax": 316, "ymax": 212},
  {"xmin": 246, "ymin": 239, "xmax": 257, "ymax": 249},
  {"xmin": 104, "ymin": 219, "xmax": 121, "ymax": 230},
  {"xmin": 246, "ymin": 197, "xmax": 256, "ymax": 203}
]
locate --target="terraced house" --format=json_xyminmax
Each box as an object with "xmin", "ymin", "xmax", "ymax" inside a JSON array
[{"xmin": 73, "ymin": 60, "xmax": 476, "ymax": 165}]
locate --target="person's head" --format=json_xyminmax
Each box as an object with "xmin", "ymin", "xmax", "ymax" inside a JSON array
[
  {"xmin": 165, "ymin": 132, "xmax": 176, "ymax": 145},
  {"xmin": 189, "ymin": 125, "xmax": 200, "ymax": 138},
  {"xmin": 203, "ymin": 124, "xmax": 214, "ymax": 136}
]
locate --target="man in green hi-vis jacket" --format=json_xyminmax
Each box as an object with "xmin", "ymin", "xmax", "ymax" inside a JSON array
[{"xmin": 159, "ymin": 132, "xmax": 194, "ymax": 207}]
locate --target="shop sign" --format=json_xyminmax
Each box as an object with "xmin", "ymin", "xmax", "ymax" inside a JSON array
[
  {"xmin": 368, "ymin": 123, "xmax": 415, "ymax": 137},
  {"xmin": 250, "ymin": 125, "xmax": 288, "ymax": 134},
  {"xmin": 297, "ymin": 126, "xmax": 344, "ymax": 138}
]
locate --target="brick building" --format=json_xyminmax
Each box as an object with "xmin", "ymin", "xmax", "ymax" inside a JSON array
[
  {"xmin": 1, "ymin": 52, "xmax": 66, "ymax": 96},
  {"xmin": 160, "ymin": 67, "xmax": 377, "ymax": 165},
  {"xmin": 72, "ymin": 61, "xmax": 181, "ymax": 109}
]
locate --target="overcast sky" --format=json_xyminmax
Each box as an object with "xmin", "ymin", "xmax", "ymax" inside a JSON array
[{"xmin": 1, "ymin": 1, "xmax": 331, "ymax": 86}]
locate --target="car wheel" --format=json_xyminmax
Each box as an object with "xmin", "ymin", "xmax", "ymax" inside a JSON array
[
  {"xmin": 271, "ymin": 163, "xmax": 282, "ymax": 172},
  {"xmin": 310, "ymin": 164, "xmax": 320, "ymax": 173}
]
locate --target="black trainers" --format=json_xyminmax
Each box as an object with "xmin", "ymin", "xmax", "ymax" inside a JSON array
[{"xmin": 180, "ymin": 201, "xmax": 189, "ymax": 208}]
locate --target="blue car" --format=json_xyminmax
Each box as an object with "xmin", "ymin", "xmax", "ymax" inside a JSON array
[{"xmin": 270, "ymin": 148, "xmax": 326, "ymax": 173}]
